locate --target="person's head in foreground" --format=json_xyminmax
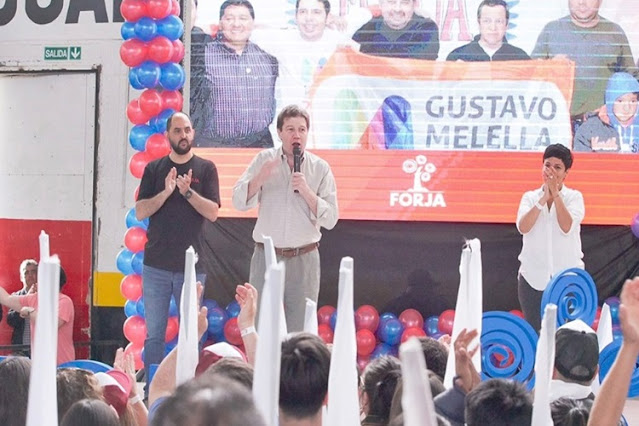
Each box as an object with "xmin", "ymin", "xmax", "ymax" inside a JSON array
[
  {"xmin": 279, "ymin": 332, "xmax": 331, "ymax": 425},
  {"xmin": 151, "ymin": 375, "xmax": 265, "ymax": 426},
  {"xmin": 0, "ymin": 356, "xmax": 31, "ymax": 426},
  {"xmin": 464, "ymin": 378, "xmax": 532, "ymax": 426},
  {"xmin": 554, "ymin": 319, "xmax": 599, "ymax": 385},
  {"xmin": 359, "ymin": 355, "xmax": 402, "ymax": 423}
]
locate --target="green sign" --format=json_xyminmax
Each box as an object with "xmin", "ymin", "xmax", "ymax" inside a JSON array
[{"xmin": 44, "ymin": 46, "xmax": 82, "ymax": 61}]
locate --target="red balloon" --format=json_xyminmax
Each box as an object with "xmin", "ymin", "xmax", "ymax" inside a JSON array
[
  {"xmin": 170, "ymin": 0, "xmax": 180, "ymax": 16},
  {"xmin": 356, "ymin": 329, "xmax": 376, "ymax": 356},
  {"xmin": 124, "ymin": 315, "xmax": 147, "ymax": 345},
  {"xmin": 165, "ymin": 316, "xmax": 179, "ymax": 342},
  {"xmin": 317, "ymin": 305, "xmax": 336, "ymax": 325},
  {"xmin": 355, "ymin": 305, "xmax": 380, "ymax": 332},
  {"xmin": 318, "ymin": 324, "xmax": 334, "ymax": 344},
  {"xmin": 120, "ymin": 39, "xmax": 148, "ymax": 67},
  {"xmin": 139, "ymin": 89, "xmax": 163, "ymax": 117},
  {"xmin": 400, "ymin": 326, "xmax": 426, "ymax": 344},
  {"xmin": 127, "ymin": 99, "xmax": 151, "ymax": 125},
  {"xmin": 595, "ymin": 306, "xmax": 602, "ymax": 319},
  {"xmin": 147, "ymin": 36, "xmax": 174, "ymax": 64},
  {"xmin": 125, "ymin": 226, "xmax": 148, "ymax": 253},
  {"xmin": 147, "ymin": 0, "xmax": 172, "ymax": 19},
  {"xmin": 120, "ymin": 274, "xmax": 143, "ymax": 301},
  {"xmin": 161, "ymin": 90, "xmax": 183, "ymax": 111},
  {"xmin": 399, "ymin": 308, "xmax": 424, "ymax": 329},
  {"xmin": 357, "ymin": 355, "xmax": 370, "ymax": 372},
  {"xmin": 438, "ymin": 309, "xmax": 455, "ymax": 335},
  {"xmin": 223, "ymin": 317, "xmax": 243, "ymax": 345},
  {"xmin": 509, "ymin": 309, "xmax": 525, "ymax": 319},
  {"xmin": 146, "ymin": 133, "xmax": 171, "ymax": 159},
  {"xmin": 171, "ymin": 40, "xmax": 185, "ymax": 62},
  {"xmin": 120, "ymin": 0, "xmax": 147, "ymax": 22},
  {"xmin": 124, "ymin": 343, "xmax": 144, "ymax": 370},
  {"xmin": 129, "ymin": 151, "xmax": 152, "ymax": 179},
  {"xmin": 591, "ymin": 317, "xmax": 600, "ymax": 331}
]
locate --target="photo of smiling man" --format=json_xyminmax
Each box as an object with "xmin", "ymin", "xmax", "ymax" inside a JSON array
[
  {"xmin": 446, "ymin": 0, "xmax": 529, "ymax": 61},
  {"xmin": 352, "ymin": 0, "xmax": 439, "ymax": 59},
  {"xmin": 195, "ymin": 0, "xmax": 279, "ymax": 148}
]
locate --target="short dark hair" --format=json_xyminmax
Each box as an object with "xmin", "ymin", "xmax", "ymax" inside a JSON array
[
  {"xmin": 418, "ymin": 337, "xmax": 448, "ymax": 380},
  {"xmin": 219, "ymin": 0, "xmax": 255, "ymax": 20},
  {"xmin": 152, "ymin": 376, "xmax": 265, "ymax": 426},
  {"xmin": 295, "ymin": 0, "xmax": 330, "ymax": 14},
  {"xmin": 361, "ymin": 356, "xmax": 402, "ymax": 421},
  {"xmin": 543, "ymin": 143, "xmax": 574, "ymax": 170},
  {"xmin": 201, "ymin": 357, "xmax": 254, "ymax": 390},
  {"xmin": 477, "ymin": 0, "xmax": 509, "ymax": 21},
  {"xmin": 279, "ymin": 333, "xmax": 331, "ymax": 419},
  {"xmin": 165, "ymin": 111, "xmax": 191, "ymax": 133},
  {"xmin": 464, "ymin": 379, "xmax": 532, "ymax": 426},
  {"xmin": 276, "ymin": 104, "xmax": 310, "ymax": 131},
  {"xmin": 0, "ymin": 357, "xmax": 31, "ymax": 426},
  {"xmin": 550, "ymin": 397, "xmax": 592, "ymax": 426},
  {"xmin": 60, "ymin": 399, "xmax": 120, "ymax": 426}
]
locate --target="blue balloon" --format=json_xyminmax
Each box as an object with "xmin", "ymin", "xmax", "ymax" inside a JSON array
[
  {"xmin": 379, "ymin": 318, "xmax": 404, "ymax": 346},
  {"xmin": 207, "ymin": 307, "xmax": 228, "ymax": 335},
  {"xmin": 121, "ymin": 22, "xmax": 136, "ymax": 40},
  {"xmin": 169, "ymin": 297, "xmax": 178, "ymax": 317},
  {"xmin": 136, "ymin": 61, "xmax": 161, "ymax": 89},
  {"xmin": 132, "ymin": 251, "xmax": 144, "ymax": 275},
  {"xmin": 125, "ymin": 207, "xmax": 149, "ymax": 230},
  {"xmin": 129, "ymin": 125, "xmax": 154, "ymax": 152},
  {"xmin": 160, "ymin": 63, "xmax": 185, "ymax": 91},
  {"xmin": 124, "ymin": 299, "xmax": 138, "ymax": 317},
  {"xmin": 203, "ymin": 299, "xmax": 219, "ymax": 312},
  {"xmin": 128, "ymin": 68, "xmax": 145, "ymax": 90},
  {"xmin": 377, "ymin": 312, "xmax": 397, "ymax": 339},
  {"xmin": 424, "ymin": 315, "xmax": 440, "ymax": 336},
  {"xmin": 371, "ymin": 343, "xmax": 395, "ymax": 359},
  {"xmin": 610, "ymin": 303, "xmax": 620, "ymax": 325},
  {"xmin": 136, "ymin": 296, "xmax": 146, "ymax": 318},
  {"xmin": 226, "ymin": 301, "xmax": 241, "ymax": 318},
  {"xmin": 116, "ymin": 249, "xmax": 135, "ymax": 275},
  {"xmin": 150, "ymin": 108, "xmax": 176, "ymax": 133},
  {"xmin": 157, "ymin": 15, "xmax": 184, "ymax": 41},
  {"xmin": 134, "ymin": 17, "xmax": 157, "ymax": 42},
  {"xmin": 210, "ymin": 330, "xmax": 226, "ymax": 343}
]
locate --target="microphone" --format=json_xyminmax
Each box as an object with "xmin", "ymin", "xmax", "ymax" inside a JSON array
[{"xmin": 293, "ymin": 144, "xmax": 301, "ymax": 193}]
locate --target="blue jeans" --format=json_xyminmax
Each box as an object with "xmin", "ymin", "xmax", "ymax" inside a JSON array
[{"xmin": 142, "ymin": 265, "xmax": 205, "ymax": 392}]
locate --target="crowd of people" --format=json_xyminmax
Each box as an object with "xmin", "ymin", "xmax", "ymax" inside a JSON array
[
  {"xmin": 189, "ymin": 0, "xmax": 639, "ymax": 152},
  {"xmin": 1, "ymin": 275, "xmax": 638, "ymax": 425}
]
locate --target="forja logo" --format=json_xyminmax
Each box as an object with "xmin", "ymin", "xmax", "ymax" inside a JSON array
[{"xmin": 389, "ymin": 155, "xmax": 446, "ymax": 208}]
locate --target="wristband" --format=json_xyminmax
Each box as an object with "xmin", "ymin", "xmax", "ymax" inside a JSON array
[
  {"xmin": 241, "ymin": 326, "xmax": 256, "ymax": 337},
  {"xmin": 534, "ymin": 201, "xmax": 544, "ymax": 210},
  {"xmin": 129, "ymin": 394, "xmax": 142, "ymax": 405}
]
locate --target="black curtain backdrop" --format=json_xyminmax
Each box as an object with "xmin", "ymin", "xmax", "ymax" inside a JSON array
[{"xmin": 200, "ymin": 218, "xmax": 639, "ymax": 314}]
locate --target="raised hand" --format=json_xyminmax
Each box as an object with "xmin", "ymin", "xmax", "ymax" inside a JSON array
[
  {"xmin": 620, "ymin": 277, "xmax": 639, "ymax": 347},
  {"xmin": 454, "ymin": 328, "xmax": 481, "ymax": 393},
  {"xmin": 236, "ymin": 283, "xmax": 258, "ymax": 331},
  {"xmin": 165, "ymin": 167, "xmax": 177, "ymax": 195},
  {"xmin": 176, "ymin": 169, "xmax": 192, "ymax": 195}
]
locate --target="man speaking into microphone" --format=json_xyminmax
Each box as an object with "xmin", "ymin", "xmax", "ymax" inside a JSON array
[{"xmin": 233, "ymin": 105, "xmax": 339, "ymax": 331}]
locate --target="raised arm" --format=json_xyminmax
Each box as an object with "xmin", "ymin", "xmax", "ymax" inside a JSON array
[
  {"xmin": 235, "ymin": 283, "xmax": 258, "ymax": 366},
  {"xmin": 0, "ymin": 286, "xmax": 23, "ymax": 312},
  {"xmin": 588, "ymin": 277, "xmax": 639, "ymax": 426},
  {"xmin": 136, "ymin": 167, "xmax": 176, "ymax": 220}
]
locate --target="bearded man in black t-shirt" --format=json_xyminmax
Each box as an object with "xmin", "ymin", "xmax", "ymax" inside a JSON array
[{"xmin": 136, "ymin": 112, "xmax": 220, "ymax": 392}]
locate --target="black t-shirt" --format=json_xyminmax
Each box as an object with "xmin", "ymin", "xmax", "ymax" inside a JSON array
[{"xmin": 138, "ymin": 155, "xmax": 220, "ymax": 272}]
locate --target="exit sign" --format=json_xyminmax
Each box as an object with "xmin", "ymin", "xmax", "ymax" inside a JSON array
[{"xmin": 44, "ymin": 46, "xmax": 82, "ymax": 61}]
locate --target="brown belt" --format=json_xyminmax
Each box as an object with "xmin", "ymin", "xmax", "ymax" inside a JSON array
[{"xmin": 255, "ymin": 242, "xmax": 319, "ymax": 258}]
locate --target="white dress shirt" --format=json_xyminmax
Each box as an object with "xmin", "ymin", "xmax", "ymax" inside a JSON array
[
  {"xmin": 517, "ymin": 185, "xmax": 585, "ymax": 291},
  {"xmin": 232, "ymin": 147, "xmax": 338, "ymax": 248}
]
